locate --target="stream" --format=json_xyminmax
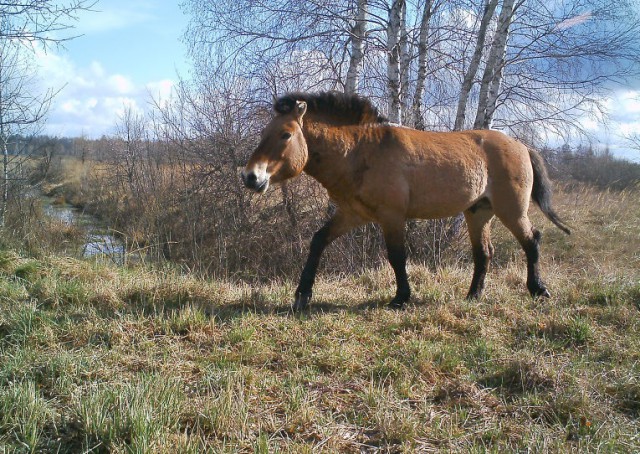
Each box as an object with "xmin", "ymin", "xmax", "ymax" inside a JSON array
[{"xmin": 42, "ymin": 198, "xmax": 128, "ymax": 265}]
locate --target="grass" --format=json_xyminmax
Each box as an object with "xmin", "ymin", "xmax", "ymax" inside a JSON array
[{"xmin": 0, "ymin": 184, "xmax": 639, "ymax": 452}]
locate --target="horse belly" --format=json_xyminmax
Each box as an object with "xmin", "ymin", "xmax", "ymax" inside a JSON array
[{"xmin": 406, "ymin": 162, "xmax": 487, "ymax": 219}]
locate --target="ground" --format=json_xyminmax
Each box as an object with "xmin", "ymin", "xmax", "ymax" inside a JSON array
[{"xmin": 0, "ymin": 183, "xmax": 638, "ymax": 453}]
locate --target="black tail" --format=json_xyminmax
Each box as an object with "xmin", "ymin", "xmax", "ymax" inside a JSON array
[{"xmin": 528, "ymin": 149, "xmax": 571, "ymax": 235}]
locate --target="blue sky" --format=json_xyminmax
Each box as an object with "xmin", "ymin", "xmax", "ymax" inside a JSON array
[
  {"xmin": 40, "ymin": 0, "xmax": 190, "ymax": 138},
  {"xmin": 37, "ymin": 1, "xmax": 639, "ymax": 161}
]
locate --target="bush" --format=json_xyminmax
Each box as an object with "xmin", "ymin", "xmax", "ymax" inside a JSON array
[{"xmin": 544, "ymin": 148, "xmax": 640, "ymax": 191}]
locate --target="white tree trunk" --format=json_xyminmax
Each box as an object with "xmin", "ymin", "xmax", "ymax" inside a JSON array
[
  {"xmin": 474, "ymin": 0, "xmax": 516, "ymax": 129},
  {"xmin": 0, "ymin": 80, "xmax": 6, "ymax": 229},
  {"xmin": 387, "ymin": 0, "xmax": 404, "ymax": 123},
  {"xmin": 399, "ymin": 0, "xmax": 410, "ymax": 124},
  {"xmin": 483, "ymin": 57, "xmax": 505, "ymax": 128},
  {"xmin": 1, "ymin": 135, "xmax": 7, "ymax": 229},
  {"xmin": 412, "ymin": 0, "xmax": 432, "ymax": 130},
  {"xmin": 345, "ymin": 0, "xmax": 367, "ymax": 94},
  {"xmin": 453, "ymin": 0, "xmax": 499, "ymax": 131}
]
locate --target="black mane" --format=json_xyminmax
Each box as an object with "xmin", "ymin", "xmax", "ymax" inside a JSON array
[{"xmin": 274, "ymin": 91, "xmax": 388, "ymax": 125}]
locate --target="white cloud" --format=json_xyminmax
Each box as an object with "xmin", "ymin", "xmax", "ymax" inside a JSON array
[
  {"xmin": 146, "ymin": 79, "xmax": 175, "ymax": 103},
  {"xmin": 582, "ymin": 90, "xmax": 640, "ymax": 161},
  {"xmin": 616, "ymin": 91, "xmax": 640, "ymax": 114},
  {"xmin": 555, "ymin": 12, "xmax": 593, "ymax": 31},
  {"xmin": 36, "ymin": 48, "xmax": 176, "ymax": 138},
  {"xmin": 108, "ymin": 74, "xmax": 135, "ymax": 94}
]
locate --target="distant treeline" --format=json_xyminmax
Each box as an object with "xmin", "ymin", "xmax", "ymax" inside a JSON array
[
  {"xmin": 9, "ymin": 133, "xmax": 639, "ymax": 194},
  {"xmin": 10, "ymin": 133, "xmax": 640, "ymax": 164},
  {"xmin": 5, "ymin": 135, "xmax": 110, "ymax": 161},
  {"xmin": 541, "ymin": 145, "xmax": 640, "ymax": 191}
]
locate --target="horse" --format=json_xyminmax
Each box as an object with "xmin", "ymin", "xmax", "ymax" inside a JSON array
[{"xmin": 241, "ymin": 92, "xmax": 570, "ymax": 311}]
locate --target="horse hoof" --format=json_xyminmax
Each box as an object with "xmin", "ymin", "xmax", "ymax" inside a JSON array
[
  {"xmin": 465, "ymin": 291, "xmax": 481, "ymax": 300},
  {"xmin": 292, "ymin": 292, "xmax": 312, "ymax": 312},
  {"xmin": 537, "ymin": 288, "xmax": 551, "ymax": 298},
  {"xmin": 531, "ymin": 287, "xmax": 551, "ymax": 299},
  {"xmin": 387, "ymin": 299, "xmax": 405, "ymax": 310}
]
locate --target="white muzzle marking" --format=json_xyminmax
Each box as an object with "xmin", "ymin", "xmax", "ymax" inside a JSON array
[{"xmin": 242, "ymin": 162, "xmax": 271, "ymax": 193}]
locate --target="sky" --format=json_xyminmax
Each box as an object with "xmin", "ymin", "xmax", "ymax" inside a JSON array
[
  {"xmin": 35, "ymin": 1, "xmax": 639, "ymax": 161},
  {"xmin": 39, "ymin": 0, "xmax": 190, "ymax": 138}
]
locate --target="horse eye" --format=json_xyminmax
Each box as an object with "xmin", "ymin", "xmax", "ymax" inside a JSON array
[{"xmin": 281, "ymin": 132, "xmax": 292, "ymax": 140}]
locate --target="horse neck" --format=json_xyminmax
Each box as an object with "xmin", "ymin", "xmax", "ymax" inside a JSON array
[{"xmin": 302, "ymin": 122, "xmax": 358, "ymax": 195}]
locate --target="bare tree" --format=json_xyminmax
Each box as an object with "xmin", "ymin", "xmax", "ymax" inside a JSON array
[
  {"xmin": 399, "ymin": 0, "xmax": 411, "ymax": 123},
  {"xmin": 411, "ymin": 0, "xmax": 434, "ymax": 130},
  {"xmin": 345, "ymin": 0, "xmax": 368, "ymax": 94},
  {"xmin": 453, "ymin": 0, "xmax": 499, "ymax": 130},
  {"xmin": 0, "ymin": 0, "xmax": 96, "ymax": 226},
  {"xmin": 183, "ymin": 0, "xmax": 358, "ymax": 96},
  {"xmin": 113, "ymin": 107, "xmax": 148, "ymax": 195},
  {"xmin": 386, "ymin": 0, "xmax": 404, "ymax": 123},
  {"xmin": 0, "ymin": 31, "xmax": 53, "ymax": 225},
  {"xmin": 476, "ymin": 0, "xmax": 640, "ymax": 136},
  {"xmin": 185, "ymin": 0, "xmax": 640, "ymax": 134},
  {"xmin": 473, "ymin": 0, "xmax": 517, "ymax": 129},
  {"xmin": 0, "ymin": 1, "xmax": 95, "ymax": 49},
  {"xmin": 625, "ymin": 131, "xmax": 640, "ymax": 154}
]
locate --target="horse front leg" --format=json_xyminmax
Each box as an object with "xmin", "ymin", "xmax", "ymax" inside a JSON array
[
  {"xmin": 293, "ymin": 210, "xmax": 362, "ymax": 312},
  {"xmin": 382, "ymin": 222, "xmax": 410, "ymax": 309}
]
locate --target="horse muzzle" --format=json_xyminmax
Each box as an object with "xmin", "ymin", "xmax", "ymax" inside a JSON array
[{"xmin": 241, "ymin": 169, "xmax": 270, "ymax": 193}]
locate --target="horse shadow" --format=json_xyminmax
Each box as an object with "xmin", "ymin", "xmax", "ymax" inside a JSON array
[
  {"xmin": 204, "ymin": 295, "xmax": 423, "ymax": 322},
  {"xmin": 100, "ymin": 285, "xmax": 431, "ymax": 323}
]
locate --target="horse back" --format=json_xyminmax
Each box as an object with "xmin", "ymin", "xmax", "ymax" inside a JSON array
[{"xmin": 350, "ymin": 127, "xmax": 532, "ymax": 220}]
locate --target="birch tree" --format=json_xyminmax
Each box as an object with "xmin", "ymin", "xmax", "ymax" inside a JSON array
[
  {"xmin": 473, "ymin": 0, "xmax": 517, "ymax": 129},
  {"xmin": 399, "ymin": 0, "xmax": 411, "ymax": 123},
  {"xmin": 386, "ymin": 0, "xmax": 404, "ymax": 123},
  {"xmin": 183, "ymin": 0, "xmax": 640, "ymax": 137},
  {"xmin": 345, "ymin": 0, "xmax": 368, "ymax": 94},
  {"xmin": 453, "ymin": 0, "xmax": 499, "ymax": 130},
  {"xmin": 411, "ymin": 0, "xmax": 434, "ymax": 130}
]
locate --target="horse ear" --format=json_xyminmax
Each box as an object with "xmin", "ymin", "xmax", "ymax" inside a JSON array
[{"xmin": 295, "ymin": 101, "xmax": 307, "ymax": 120}]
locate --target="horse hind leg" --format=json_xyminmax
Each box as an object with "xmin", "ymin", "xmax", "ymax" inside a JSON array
[
  {"xmin": 497, "ymin": 213, "xmax": 550, "ymax": 298},
  {"xmin": 464, "ymin": 201, "xmax": 495, "ymax": 299},
  {"xmin": 522, "ymin": 228, "xmax": 550, "ymax": 298}
]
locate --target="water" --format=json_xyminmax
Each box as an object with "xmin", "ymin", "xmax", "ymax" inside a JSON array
[
  {"xmin": 82, "ymin": 234, "xmax": 126, "ymax": 262},
  {"xmin": 43, "ymin": 199, "xmax": 127, "ymax": 264}
]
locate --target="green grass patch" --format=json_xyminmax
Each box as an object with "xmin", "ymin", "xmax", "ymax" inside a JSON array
[{"xmin": 0, "ymin": 185, "xmax": 639, "ymax": 451}]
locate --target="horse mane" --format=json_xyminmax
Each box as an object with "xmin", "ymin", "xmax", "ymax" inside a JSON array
[{"xmin": 274, "ymin": 91, "xmax": 388, "ymax": 126}]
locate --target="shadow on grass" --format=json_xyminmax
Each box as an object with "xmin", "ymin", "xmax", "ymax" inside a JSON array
[
  {"xmin": 183, "ymin": 292, "xmax": 442, "ymax": 321},
  {"xmin": 477, "ymin": 358, "xmax": 555, "ymax": 397},
  {"xmin": 49, "ymin": 282, "xmax": 440, "ymax": 325},
  {"xmin": 205, "ymin": 297, "xmax": 389, "ymax": 321}
]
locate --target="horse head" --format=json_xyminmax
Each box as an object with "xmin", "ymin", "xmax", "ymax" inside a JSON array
[{"xmin": 241, "ymin": 100, "xmax": 308, "ymax": 193}]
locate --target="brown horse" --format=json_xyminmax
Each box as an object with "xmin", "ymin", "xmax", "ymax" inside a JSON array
[{"xmin": 241, "ymin": 92, "xmax": 570, "ymax": 311}]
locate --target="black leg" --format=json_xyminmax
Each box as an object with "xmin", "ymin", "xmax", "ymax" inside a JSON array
[
  {"xmin": 463, "ymin": 208, "xmax": 494, "ymax": 300},
  {"xmin": 467, "ymin": 244, "xmax": 491, "ymax": 299},
  {"xmin": 293, "ymin": 211, "xmax": 361, "ymax": 312},
  {"xmin": 383, "ymin": 226, "xmax": 410, "ymax": 310},
  {"xmin": 523, "ymin": 229, "xmax": 550, "ymax": 298},
  {"xmin": 293, "ymin": 222, "xmax": 331, "ymax": 311}
]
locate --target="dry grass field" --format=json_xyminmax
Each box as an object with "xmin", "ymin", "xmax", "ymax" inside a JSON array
[{"xmin": 0, "ymin": 183, "xmax": 639, "ymax": 452}]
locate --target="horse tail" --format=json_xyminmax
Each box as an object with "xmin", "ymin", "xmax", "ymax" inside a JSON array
[{"xmin": 528, "ymin": 149, "xmax": 571, "ymax": 235}]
